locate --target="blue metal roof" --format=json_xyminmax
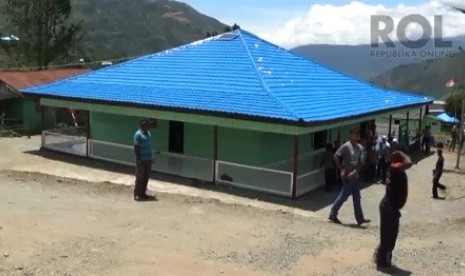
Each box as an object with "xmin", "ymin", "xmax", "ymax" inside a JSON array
[{"xmin": 22, "ymin": 30, "xmax": 433, "ymax": 123}]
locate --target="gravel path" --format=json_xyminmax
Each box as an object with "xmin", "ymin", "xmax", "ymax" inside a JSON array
[{"xmin": 1, "ymin": 170, "xmax": 465, "ymax": 276}]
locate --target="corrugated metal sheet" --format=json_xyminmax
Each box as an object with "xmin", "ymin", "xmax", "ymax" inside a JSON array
[
  {"xmin": 21, "ymin": 30, "xmax": 433, "ymax": 123},
  {"xmin": 0, "ymin": 68, "xmax": 90, "ymax": 91}
]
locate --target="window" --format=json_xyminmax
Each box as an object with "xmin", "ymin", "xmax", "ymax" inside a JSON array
[
  {"xmin": 395, "ymin": 120, "xmax": 400, "ymax": 125},
  {"xmin": 313, "ymin": 130, "xmax": 327, "ymax": 150}
]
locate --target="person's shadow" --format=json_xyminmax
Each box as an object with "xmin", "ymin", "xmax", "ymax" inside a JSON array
[
  {"xmin": 377, "ymin": 265, "xmax": 412, "ymax": 275},
  {"xmin": 340, "ymin": 223, "xmax": 369, "ymax": 230},
  {"xmin": 136, "ymin": 195, "xmax": 158, "ymax": 202}
]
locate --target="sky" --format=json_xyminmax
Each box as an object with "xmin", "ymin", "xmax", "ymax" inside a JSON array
[{"xmin": 181, "ymin": 0, "xmax": 465, "ymax": 48}]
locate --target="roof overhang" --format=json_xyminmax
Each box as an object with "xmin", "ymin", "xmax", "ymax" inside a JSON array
[
  {"xmin": 0, "ymin": 83, "xmax": 22, "ymax": 100},
  {"xmin": 32, "ymin": 95, "xmax": 432, "ymax": 135}
]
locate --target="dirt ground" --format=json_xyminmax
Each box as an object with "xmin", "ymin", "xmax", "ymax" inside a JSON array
[{"xmin": 1, "ymin": 137, "xmax": 465, "ymax": 275}]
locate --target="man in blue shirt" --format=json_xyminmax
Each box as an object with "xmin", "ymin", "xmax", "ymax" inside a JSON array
[{"xmin": 133, "ymin": 118, "xmax": 154, "ymax": 201}]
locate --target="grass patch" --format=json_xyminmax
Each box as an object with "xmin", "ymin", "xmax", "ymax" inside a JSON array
[{"xmin": 0, "ymin": 127, "xmax": 22, "ymax": 137}]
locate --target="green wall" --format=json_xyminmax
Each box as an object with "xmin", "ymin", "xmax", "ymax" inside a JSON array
[
  {"xmin": 90, "ymin": 112, "xmax": 168, "ymax": 151},
  {"xmin": 0, "ymin": 98, "xmax": 41, "ymax": 132},
  {"xmin": 89, "ymin": 111, "xmax": 391, "ymax": 167},
  {"xmin": 89, "ymin": 112, "xmax": 311, "ymax": 166},
  {"xmin": 259, "ymin": 132, "xmax": 293, "ymax": 165},
  {"xmin": 184, "ymin": 123, "xmax": 213, "ymax": 159},
  {"xmin": 91, "ymin": 111, "xmax": 215, "ymax": 158},
  {"xmin": 217, "ymin": 127, "xmax": 262, "ymax": 165},
  {"xmin": 22, "ymin": 100, "xmax": 41, "ymax": 132}
]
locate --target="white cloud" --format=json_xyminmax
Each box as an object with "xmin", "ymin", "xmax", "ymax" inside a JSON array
[{"xmin": 258, "ymin": 0, "xmax": 465, "ymax": 48}]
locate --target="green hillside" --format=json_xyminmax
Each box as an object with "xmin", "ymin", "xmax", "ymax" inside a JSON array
[
  {"xmin": 71, "ymin": 0, "xmax": 227, "ymax": 61},
  {"xmin": 1, "ymin": 0, "xmax": 227, "ymax": 66},
  {"xmin": 371, "ymin": 51, "xmax": 465, "ymax": 99}
]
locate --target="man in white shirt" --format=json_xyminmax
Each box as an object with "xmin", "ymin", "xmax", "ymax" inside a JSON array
[{"xmin": 377, "ymin": 136, "xmax": 391, "ymax": 184}]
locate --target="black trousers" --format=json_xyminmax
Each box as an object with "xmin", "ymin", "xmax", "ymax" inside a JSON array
[
  {"xmin": 365, "ymin": 163, "xmax": 377, "ymax": 182},
  {"xmin": 381, "ymin": 161, "xmax": 391, "ymax": 184},
  {"xmin": 375, "ymin": 198, "xmax": 400, "ymax": 267},
  {"xmin": 134, "ymin": 160, "xmax": 152, "ymax": 197},
  {"xmin": 377, "ymin": 159, "xmax": 388, "ymax": 183},
  {"xmin": 422, "ymin": 137, "xmax": 430, "ymax": 153},
  {"xmin": 324, "ymin": 168, "xmax": 336, "ymax": 190},
  {"xmin": 432, "ymin": 173, "xmax": 446, "ymax": 198}
]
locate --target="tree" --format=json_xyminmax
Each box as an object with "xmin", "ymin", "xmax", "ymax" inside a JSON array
[
  {"xmin": 232, "ymin": 23, "xmax": 241, "ymax": 30},
  {"xmin": 2, "ymin": 0, "xmax": 82, "ymax": 68},
  {"xmin": 445, "ymin": 85, "xmax": 465, "ymax": 119},
  {"xmin": 223, "ymin": 26, "xmax": 232, "ymax": 32}
]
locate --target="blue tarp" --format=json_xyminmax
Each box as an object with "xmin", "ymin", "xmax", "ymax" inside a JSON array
[{"xmin": 436, "ymin": 112, "xmax": 459, "ymax": 124}]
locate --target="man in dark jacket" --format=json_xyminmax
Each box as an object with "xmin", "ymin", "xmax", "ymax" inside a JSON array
[
  {"xmin": 374, "ymin": 146, "xmax": 412, "ymax": 269},
  {"xmin": 432, "ymin": 145, "xmax": 447, "ymax": 199},
  {"xmin": 321, "ymin": 143, "xmax": 336, "ymax": 192},
  {"xmin": 449, "ymin": 124, "xmax": 459, "ymax": 152}
]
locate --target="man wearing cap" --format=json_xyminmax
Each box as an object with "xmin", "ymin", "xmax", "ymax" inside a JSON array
[{"xmin": 133, "ymin": 119, "xmax": 154, "ymax": 201}]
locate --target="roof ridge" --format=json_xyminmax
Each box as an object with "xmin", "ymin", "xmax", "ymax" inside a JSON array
[
  {"xmin": 237, "ymin": 31, "xmax": 300, "ymax": 120},
  {"xmin": 240, "ymin": 29, "xmax": 434, "ymax": 102},
  {"xmin": 239, "ymin": 30, "xmax": 411, "ymax": 95}
]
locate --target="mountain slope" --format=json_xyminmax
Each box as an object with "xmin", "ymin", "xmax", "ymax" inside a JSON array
[
  {"xmin": 72, "ymin": 0, "xmax": 227, "ymax": 60},
  {"xmin": 0, "ymin": 0, "xmax": 227, "ymax": 65},
  {"xmin": 371, "ymin": 51, "xmax": 465, "ymax": 99},
  {"xmin": 292, "ymin": 37, "xmax": 465, "ymax": 81}
]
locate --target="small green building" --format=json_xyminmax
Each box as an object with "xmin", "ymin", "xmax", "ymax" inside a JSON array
[
  {"xmin": 0, "ymin": 69, "xmax": 88, "ymax": 133},
  {"xmin": 22, "ymin": 30, "xmax": 432, "ymax": 198}
]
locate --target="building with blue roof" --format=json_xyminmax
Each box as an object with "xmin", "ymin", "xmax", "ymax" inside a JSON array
[{"xmin": 22, "ymin": 30, "xmax": 433, "ymax": 198}]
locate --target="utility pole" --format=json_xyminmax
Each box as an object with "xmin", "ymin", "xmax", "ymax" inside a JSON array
[
  {"xmin": 456, "ymin": 94, "xmax": 464, "ymax": 169},
  {"xmin": 450, "ymin": 5, "xmax": 465, "ymax": 169}
]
